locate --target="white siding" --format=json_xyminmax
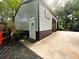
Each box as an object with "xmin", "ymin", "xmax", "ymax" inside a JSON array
[
  {"xmin": 15, "ymin": 0, "xmax": 39, "ymax": 31},
  {"xmin": 22, "ymin": 0, "xmax": 28, "ymax": 3},
  {"xmin": 39, "ymin": 1, "xmax": 53, "ymax": 31}
]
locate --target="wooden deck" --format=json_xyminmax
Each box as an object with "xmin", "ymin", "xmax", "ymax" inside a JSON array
[{"xmin": 24, "ymin": 31, "xmax": 79, "ymax": 59}]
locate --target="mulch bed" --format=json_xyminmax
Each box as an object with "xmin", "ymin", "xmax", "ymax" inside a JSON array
[{"xmin": 0, "ymin": 43, "xmax": 43, "ymax": 59}]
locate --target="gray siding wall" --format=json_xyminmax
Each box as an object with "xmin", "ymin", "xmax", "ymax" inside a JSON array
[
  {"xmin": 39, "ymin": 1, "xmax": 53, "ymax": 31},
  {"xmin": 15, "ymin": 0, "xmax": 39, "ymax": 31}
]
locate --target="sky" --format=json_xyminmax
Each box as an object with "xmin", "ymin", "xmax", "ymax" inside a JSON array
[
  {"xmin": 46, "ymin": 0, "xmax": 54, "ymax": 6},
  {"xmin": 45, "ymin": 0, "xmax": 68, "ymax": 7},
  {"xmin": 0, "ymin": 0, "xmax": 2, "ymax": 1},
  {"xmin": 43, "ymin": 0, "xmax": 70, "ymax": 11}
]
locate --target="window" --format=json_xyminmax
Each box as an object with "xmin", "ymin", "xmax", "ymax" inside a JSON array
[{"xmin": 44, "ymin": 10, "xmax": 50, "ymax": 20}]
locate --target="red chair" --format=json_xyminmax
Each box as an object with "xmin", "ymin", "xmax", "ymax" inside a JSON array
[{"xmin": 0, "ymin": 31, "xmax": 3, "ymax": 45}]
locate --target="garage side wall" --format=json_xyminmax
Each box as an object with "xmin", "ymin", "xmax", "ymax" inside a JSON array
[
  {"xmin": 15, "ymin": 0, "xmax": 39, "ymax": 31},
  {"xmin": 38, "ymin": 1, "xmax": 53, "ymax": 39}
]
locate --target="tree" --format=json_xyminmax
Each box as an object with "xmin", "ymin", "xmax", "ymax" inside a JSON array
[
  {"xmin": 55, "ymin": 0, "xmax": 79, "ymax": 31},
  {"xmin": 0, "ymin": 2, "xmax": 6, "ymax": 16},
  {"xmin": 0, "ymin": 0, "xmax": 21, "ymax": 18},
  {"xmin": 4, "ymin": 0, "xmax": 21, "ymax": 18}
]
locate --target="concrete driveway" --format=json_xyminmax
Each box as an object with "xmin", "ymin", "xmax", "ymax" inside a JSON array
[{"xmin": 25, "ymin": 31, "xmax": 79, "ymax": 59}]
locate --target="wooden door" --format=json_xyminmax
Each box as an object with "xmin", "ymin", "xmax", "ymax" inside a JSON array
[{"xmin": 52, "ymin": 18, "xmax": 56, "ymax": 32}]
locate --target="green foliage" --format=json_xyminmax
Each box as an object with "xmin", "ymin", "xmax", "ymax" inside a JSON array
[
  {"xmin": 0, "ymin": 2, "xmax": 6, "ymax": 16},
  {"xmin": 5, "ymin": 0, "xmax": 21, "ymax": 10},
  {"xmin": 58, "ymin": 18, "xmax": 65, "ymax": 30},
  {"xmin": 56, "ymin": 0, "xmax": 79, "ymax": 31},
  {"xmin": 73, "ymin": 11, "xmax": 79, "ymax": 18},
  {"xmin": 0, "ymin": 0, "xmax": 21, "ymax": 18}
]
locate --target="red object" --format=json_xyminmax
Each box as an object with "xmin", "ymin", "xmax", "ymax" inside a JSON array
[{"xmin": 0, "ymin": 32, "xmax": 3, "ymax": 45}]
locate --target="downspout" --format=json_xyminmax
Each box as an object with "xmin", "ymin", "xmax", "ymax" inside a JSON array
[{"xmin": 38, "ymin": 0, "xmax": 40, "ymax": 40}]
